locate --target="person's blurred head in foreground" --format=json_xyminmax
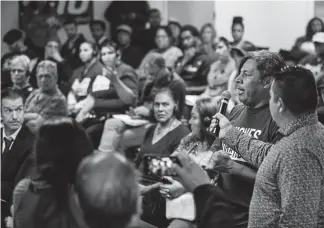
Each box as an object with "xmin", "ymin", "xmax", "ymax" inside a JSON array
[
  {"xmin": 76, "ymin": 153, "xmax": 140, "ymax": 228},
  {"xmin": 35, "ymin": 117, "xmax": 93, "ymax": 207}
]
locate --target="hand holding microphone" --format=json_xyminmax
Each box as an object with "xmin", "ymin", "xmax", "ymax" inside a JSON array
[{"xmin": 209, "ymin": 90, "xmax": 233, "ymax": 139}]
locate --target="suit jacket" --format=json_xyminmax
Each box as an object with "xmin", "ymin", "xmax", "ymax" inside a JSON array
[{"xmin": 1, "ymin": 125, "xmax": 35, "ymax": 204}]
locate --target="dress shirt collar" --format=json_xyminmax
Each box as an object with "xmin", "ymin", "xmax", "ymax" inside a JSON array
[
  {"xmin": 2, "ymin": 126, "xmax": 22, "ymax": 141},
  {"xmin": 278, "ymin": 112, "xmax": 318, "ymax": 136}
]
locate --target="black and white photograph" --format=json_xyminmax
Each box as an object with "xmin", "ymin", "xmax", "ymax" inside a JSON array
[{"xmin": 1, "ymin": 1, "xmax": 324, "ymax": 228}]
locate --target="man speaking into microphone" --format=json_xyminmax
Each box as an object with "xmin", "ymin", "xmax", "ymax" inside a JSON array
[
  {"xmin": 210, "ymin": 66, "xmax": 324, "ymax": 227},
  {"xmin": 209, "ymin": 51, "xmax": 285, "ymax": 228}
]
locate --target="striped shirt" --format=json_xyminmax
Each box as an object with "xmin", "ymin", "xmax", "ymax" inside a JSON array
[{"xmin": 223, "ymin": 113, "xmax": 324, "ymax": 228}]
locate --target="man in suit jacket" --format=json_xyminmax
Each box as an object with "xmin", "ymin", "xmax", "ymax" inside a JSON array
[{"xmin": 1, "ymin": 88, "xmax": 34, "ymax": 226}]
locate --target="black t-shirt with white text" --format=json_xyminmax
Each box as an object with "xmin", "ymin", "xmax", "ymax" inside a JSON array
[{"xmin": 219, "ymin": 104, "xmax": 280, "ymax": 228}]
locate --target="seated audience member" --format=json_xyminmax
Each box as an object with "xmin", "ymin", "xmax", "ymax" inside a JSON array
[
  {"xmin": 168, "ymin": 18, "xmax": 182, "ymax": 47},
  {"xmin": 30, "ymin": 37, "xmax": 73, "ymax": 94},
  {"xmin": 231, "ymin": 17, "xmax": 255, "ymax": 52},
  {"xmin": 209, "ymin": 66, "xmax": 324, "ymax": 227},
  {"xmin": 201, "ymin": 37, "xmax": 236, "ymax": 103},
  {"xmin": 138, "ymin": 26, "xmax": 183, "ymax": 76},
  {"xmin": 175, "ymin": 25, "xmax": 212, "ymax": 95},
  {"xmin": 2, "ymin": 29, "xmax": 37, "ymax": 89},
  {"xmin": 89, "ymin": 19, "xmax": 109, "ymax": 49},
  {"xmin": 200, "ymin": 23, "xmax": 217, "ymax": 59},
  {"xmin": 299, "ymin": 32, "xmax": 324, "ymax": 123},
  {"xmin": 76, "ymin": 152, "xmax": 157, "ymax": 228},
  {"xmin": 67, "ymin": 41, "xmax": 102, "ymax": 117},
  {"xmin": 207, "ymin": 51, "xmax": 285, "ymax": 228},
  {"xmin": 9, "ymin": 55, "xmax": 34, "ymax": 101},
  {"xmin": 75, "ymin": 41, "xmax": 139, "ymax": 147},
  {"xmin": 98, "ymin": 57, "xmax": 186, "ymax": 154},
  {"xmin": 138, "ymin": 87, "xmax": 190, "ymax": 228},
  {"xmin": 291, "ymin": 17, "xmax": 324, "ymax": 62},
  {"xmin": 159, "ymin": 97, "xmax": 220, "ymax": 228},
  {"xmin": 24, "ymin": 60, "xmax": 68, "ymax": 133},
  {"xmin": 135, "ymin": 8, "xmax": 162, "ymax": 55},
  {"xmin": 12, "ymin": 117, "xmax": 93, "ymax": 228},
  {"xmin": 1, "ymin": 89, "xmax": 34, "ymax": 227},
  {"xmin": 61, "ymin": 17, "xmax": 86, "ymax": 70},
  {"xmin": 117, "ymin": 24, "xmax": 143, "ymax": 69}
]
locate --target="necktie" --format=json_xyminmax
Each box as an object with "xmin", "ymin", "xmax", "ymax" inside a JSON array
[{"xmin": 3, "ymin": 137, "xmax": 13, "ymax": 154}]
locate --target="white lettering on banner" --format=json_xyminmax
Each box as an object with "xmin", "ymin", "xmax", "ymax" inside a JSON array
[
  {"xmin": 68, "ymin": 1, "xmax": 90, "ymax": 15},
  {"xmin": 57, "ymin": 1, "xmax": 90, "ymax": 15},
  {"xmin": 222, "ymin": 127, "xmax": 263, "ymax": 163}
]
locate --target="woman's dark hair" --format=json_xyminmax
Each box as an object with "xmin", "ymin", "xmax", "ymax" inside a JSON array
[
  {"xmin": 232, "ymin": 16, "xmax": 244, "ymax": 30},
  {"xmin": 153, "ymin": 67, "xmax": 174, "ymax": 89},
  {"xmin": 33, "ymin": 117, "xmax": 93, "ymax": 208},
  {"xmin": 305, "ymin": 17, "xmax": 324, "ymax": 41},
  {"xmin": 100, "ymin": 40, "xmax": 118, "ymax": 52},
  {"xmin": 156, "ymin": 26, "xmax": 174, "ymax": 48},
  {"xmin": 80, "ymin": 41, "xmax": 98, "ymax": 57},
  {"xmin": 181, "ymin": 24, "xmax": 200, "ymax": 37},
  {"xmin": 195, "ymin": 97, "xmax": 219, "ymax": 141},
  {"xmin": 153, "ymin": 86, "xmax": 180, "ymax": 118},
  {"xmin": 218, "ymin": 36, "xmax": 230, "ymax": 48},
  {"xmin": 156, "ymin": 26, "xmax": 173, "ymax": 39}
]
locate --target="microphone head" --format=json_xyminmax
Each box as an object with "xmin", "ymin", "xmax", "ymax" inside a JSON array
[{"xmin": 221, "ymin": 90, "xmax": 232, "ymax": 100}]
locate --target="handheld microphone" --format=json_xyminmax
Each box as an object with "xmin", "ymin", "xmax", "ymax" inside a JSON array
[{"xmin": 209, "ymin": 90, "xmax": 232, "ymax": 137}]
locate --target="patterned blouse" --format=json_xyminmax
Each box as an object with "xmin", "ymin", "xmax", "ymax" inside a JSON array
[{"xmin": 173, "ymin": 133, "xmax": 219, "ymax": 168}]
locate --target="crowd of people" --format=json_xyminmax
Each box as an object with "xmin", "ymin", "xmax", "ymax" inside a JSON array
[{"xmin": 1, "ymin": 3, "xmax": 324, "ymax": 228}]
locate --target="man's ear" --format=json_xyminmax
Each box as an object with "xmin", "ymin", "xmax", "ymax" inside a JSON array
[
  {"xmin": 278, "ymin": 97, "xmax": 285, "ymax": 113},
  {"xmin": 262, "ymin": 76, "xmax": 272, "ymax": 89}
]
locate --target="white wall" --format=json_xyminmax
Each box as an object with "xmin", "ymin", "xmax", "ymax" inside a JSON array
[
  {"xmin": 168, "ymin": 1, "xmax": 215, "ymax": 29},
  {"xmin": 214, "ymin": 1, "xmax": 315, "ymax": 52},
  {"xmin": 1, "ymin": 1, "xmax": 19, "ymax": 55}
]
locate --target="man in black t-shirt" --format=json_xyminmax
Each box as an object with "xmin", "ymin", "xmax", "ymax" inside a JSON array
[{"xmin": 211, "ymin": 51, "xmax": 285, "ymax": 228}]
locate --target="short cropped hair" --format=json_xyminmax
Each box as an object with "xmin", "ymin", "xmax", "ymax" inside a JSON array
[
  {"xmin": 238, "ymin": 50, "xmax": 286, "ymax": 80},
  {"xmin": 3, "ymin": 29, "xmax": 23, "ymax": 45},
  {"xmin": 36, "ymin": 60, "xmax": 58, "ymax": 79},
  {"xmin": 90, "ymin": 20, "xmax": 106, "ymax": 31},
  {"xmin": 11, "ymin": 55, "xmax": 31, "ymax": 74},
  {"xmin": 63, "ymin": 16, "xmax": 77, "ymax": 26},
  {"xmin": 76, "ymin": 153, "xmax": 139, "ymax": 228},
  {"xmin": 273, "ymin": 65, "xmax": 318, "ymax": 115},
  {"xmin": 181, "ymin": 25, "xmax": 200, "ymax": 38},
  {"xmin": 149, "ymin": 8, "xmax": 160, "ymax": 16},
  {"xmin": 1, "ymin": 88, "xmax": 24, "ymax": 103}
]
